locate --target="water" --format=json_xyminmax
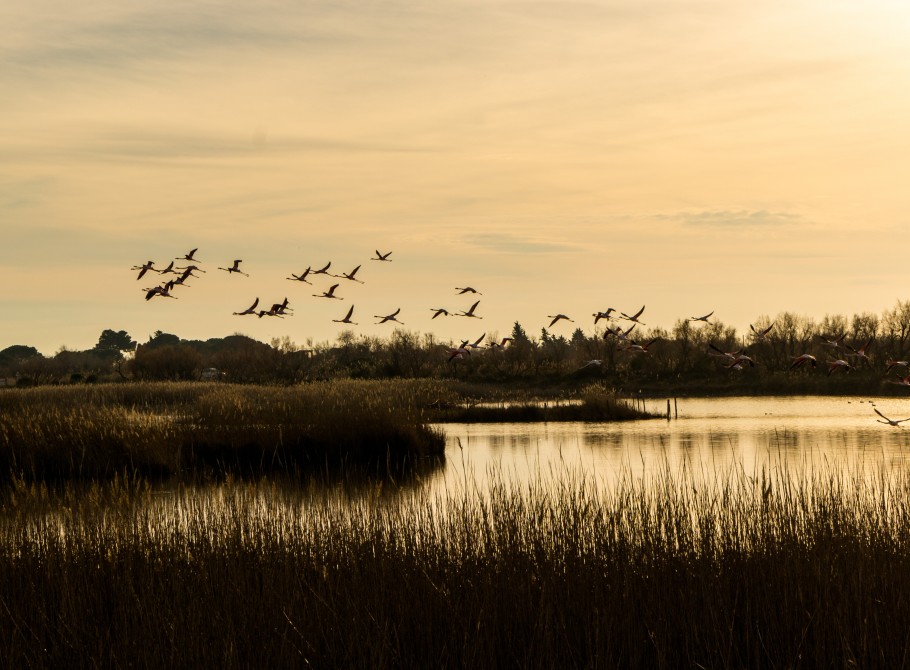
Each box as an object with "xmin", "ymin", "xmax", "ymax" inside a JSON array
[{"xmin": 430, "ymin": 396, "xmax": 910, "ymax": 493}]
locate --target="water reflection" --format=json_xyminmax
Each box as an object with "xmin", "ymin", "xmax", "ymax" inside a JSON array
[{"xmin": 432, "ymin": 396, "xmax": 910, "ymax": 494}]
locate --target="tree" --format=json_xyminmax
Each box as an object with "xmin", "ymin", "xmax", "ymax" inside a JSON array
[{"xmin": 94, "ymin": 329, "xmax": 136, "ymax": 354}]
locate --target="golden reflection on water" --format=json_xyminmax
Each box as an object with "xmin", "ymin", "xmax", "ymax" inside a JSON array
[{"xmin": 434, "ymin": 396, "xmax": 910, "ymax": 493}]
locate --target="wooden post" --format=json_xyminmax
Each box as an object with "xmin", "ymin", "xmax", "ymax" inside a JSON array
[
  {"xmin": 674, "ymin": 398, "xmax": 678, "ymax": 419},
  {"xmin": 666, "ymin": 399, "xmax": 671, "ymax": 420}
]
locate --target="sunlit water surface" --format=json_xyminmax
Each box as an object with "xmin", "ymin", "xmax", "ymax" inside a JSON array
[{"xmin": 429, "ymin": 396, "xmax": 910, "ymax": 493}]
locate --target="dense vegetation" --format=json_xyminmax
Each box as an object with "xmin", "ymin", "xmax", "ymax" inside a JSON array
[
  {"xmin": 0, "ymin": 381, "xmax": 649, "ymax": 483},
  {"xmin": 5, "ymin": 301, "xmax": 910, "ymax": 395},
  {"xmin": 1, "ymin": 462, "xmax": 909, "ymax": 668}
]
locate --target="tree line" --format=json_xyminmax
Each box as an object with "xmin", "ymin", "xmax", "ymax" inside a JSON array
[{"xmin": 3, "ymin": 300, "xmax": 910, "ymax": 393}]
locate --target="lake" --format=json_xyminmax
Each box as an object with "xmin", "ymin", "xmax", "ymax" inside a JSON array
[{"xmin": 430, "ymin": 396, "xmax": 910, "ymax": 494}]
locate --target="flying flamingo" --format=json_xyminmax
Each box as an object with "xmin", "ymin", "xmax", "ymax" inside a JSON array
[
  {"xmin": 886, "ymin": 360, "xmax": 910, "ymax": 375},
  {"xmin": 144, "ymin": 281, "xmax": 178, "ymax": 301},
  {"xmin": 547, "ymin": 314, "xmax": 573, "ymax": 328},
  {"xmin": 372, "ymin": 250, "xmax": 393, "ymax": 261},
  {"xmin": 430, "ymin": 308, "xmax": 450, "ymax": 319},
  {"xmin": 311, "ymin": 262, "xmax": 333, "ymax": 276},
  {"xmin": 333, "ymin": 305, "xmax": 358, "ymax": 325},
  {"xmin": 490, "ymin": 337, "xmax": 513, "ymax": 348},
  {"xmin": 233, "ymin": 298, "xmax": 260, "ymax": 315},
  {"xmin": 338, "ymin": 265, "xmax": 365, "ymax": 283},
  {"xmin": 750, "ymin": 322, "xmax": 774, "ymax": 342},
  {"xmin": 818, "ymin": 333, "xmax": 846, "ymax": 350},
  {"xmin": 827, "ymin": 359, "xmax": 852, "ymax": 376},
  {"xmin": 620, "ymin": 305, "xmax": 646, "ymax": 325},
  {"xmin": 604, "ymin": 323, "xmax": 636, "ymax": 341},
  {"xmin": 593, "ymin": 309, "xmax": 616, "ymax": 324},
  {"xmin": 176, "ymin": 248, "xmax": 201, "ymax": 262},
  {"xmin": 375, "ymin": 308, "xmax": 404, "ymax": 325},
  {"xmin": 313, "ymin": 284, "xmax": 343, "ymax": 300},
  {"xmin": 287, "ymin": 268, "xmax": 312, "ymax": 284},
  {"xmin": 846, "ymin": 337, "xmax": 874, "ymax": 363},
  {"xmin": 456, "ymin": 287, "xmax": 482, "ymax": 295},
  {"xmin": 465, "ymin": 334, "xmax": 485, "ymax": 350},
  {"xmin": 457, "ymin": 301, "xmax": 482, "ymax": 319},
  {"xmin": 621, "ymin": 338, "xmax": 659, "ymax": 354},
  {"xmin": 689, "ymin": 311, "xmax": 713, "ymax": 323},
  {"xmin": 789, "ymin": 353, "xmax": 817, "ymax": 370},
  {"xmin": 708, "ymin": 343, "xmax": 743, "ymax": 363},
  {"xmin": 132, "ymin": 261, "xmax": 159, "ymax": 281},
  {"xmin": 874, "ymin": 408, "xmax": 910, "ymax": 427},
  {"xmin": 218, "ymin": 260, "xmax": 248, "ymax": 276}
]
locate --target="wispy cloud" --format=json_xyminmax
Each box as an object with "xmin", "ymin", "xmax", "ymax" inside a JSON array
[
  {"xmin": 467, "ymin": 232, "xmax": 579, "ymax": 254},
  {"xmin": 665, "ymin": 210, "xmax": 805, "ymax": 229}
]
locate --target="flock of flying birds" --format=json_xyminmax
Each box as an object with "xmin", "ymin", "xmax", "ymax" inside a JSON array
[
  {"xmin": 131, "ymin": 249, "xmax": 910, "ymax": 426},
  {"xmin": 131, "ymin": 248, "xmax": 495, "ymax": 331}
]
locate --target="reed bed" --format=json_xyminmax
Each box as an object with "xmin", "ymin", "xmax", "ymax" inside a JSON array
[
  {"xmin": 0, "ymin": 381, "xmax": 452, "ymax": 481},
  {"xmin": 1, "ymin": 460, "xmax": 910, "ymax": 667}
]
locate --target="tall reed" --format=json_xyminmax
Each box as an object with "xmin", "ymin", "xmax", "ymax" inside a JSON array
[{"xmin": 1, "ymin": 459, "xmax": 909, "ymax": 667}]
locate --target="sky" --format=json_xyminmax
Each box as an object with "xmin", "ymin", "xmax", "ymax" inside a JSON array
[{"xmin": 4, "ymin": 0, "xmax": 910, "ymax": 355}]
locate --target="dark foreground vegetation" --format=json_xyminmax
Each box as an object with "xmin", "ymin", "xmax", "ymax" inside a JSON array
[
  {"xmin": 0, "ymin": 381, "xmax": 650, "ymax": 483},
  {"xmin": 2, "ymin": 464, "xmax": 910, "ymax": 668}
]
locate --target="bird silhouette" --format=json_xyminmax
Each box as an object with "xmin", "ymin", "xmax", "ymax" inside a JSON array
[
  {"xmin": 218, "ymin": 260, "xmax": 248, "ymax": 276},
  {"xmin": 333, "ymin": 305, "xmax": 358, "ymax": 325},
  {"xmin": 375, "ymin": 308, "xmax": 404, "ymax": 324}
]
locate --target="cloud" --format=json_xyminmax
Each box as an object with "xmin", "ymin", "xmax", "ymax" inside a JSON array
[
  {"xmin": 467, "ymin": 232, "xmax": 579, "ymax": 254},
  {"xmin": 667, "ymin": 209, "xmax": 804, "ymax": 228}
]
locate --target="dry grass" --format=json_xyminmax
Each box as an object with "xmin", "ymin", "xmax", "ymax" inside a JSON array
[{"xmin": 0, "ymin": 460, "xmax": 909, "ymax": 667}]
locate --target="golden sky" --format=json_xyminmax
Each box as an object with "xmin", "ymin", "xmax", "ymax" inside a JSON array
[{"xmin": 3, "ymin": 1, "xmax": 910, "ymax": 354}]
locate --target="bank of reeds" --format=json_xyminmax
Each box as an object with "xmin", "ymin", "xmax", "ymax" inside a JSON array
[
  {"xmin": 0, "ymin": 381, "xmax": 651, "ymax": 482},
  {"xmin": 435, "ymin": 383, "xmax": 655, "ymax": 422},
  {"xmin": 0, "ymin": 381, "xmax": 452, "ymax": 482},
  {"xmin": 1, "ymin": 461, "xmax": 909, "ymax": 667}
]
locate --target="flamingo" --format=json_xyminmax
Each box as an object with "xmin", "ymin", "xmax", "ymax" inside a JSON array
[
  {"xmin": 689, "ymin": 311, "xmax": 713, "ymax": 323},
  {"xmin": 593, "ymin": 308, "xmax": 616, "ymax": 324},
  {"xmin": 750, "ymin": 322, "xmax": 774, "ymax": 342},
  {"xmin": 846, "ymin": 337, "xmax": 874, "ymax": 363},
  {"xmin": 874, "ymin": 408, "xmax": 910, "ymax": 427},
  {"xmin": 708, "ymin": 343, "xmax": 743, "ymax": 363},
  {"xmin": 604, "ymin": 323, "xmax": 636, "ymax": 341},
  {"xmin": 287, "ymin": 268, "xmax": 312, "ymax": 284},
  {"xmin": 430, "ymin": 308, "xmax": 450, "ymax": 319},
  {"xmin": 311, "ymin": 262, "xmax": 333, "ymax": 276},
  {"xmin": 457, "ymin": 301, "xmax": 482, "ymax": 319},
  {"xmin": 446, "ymin": 346, "xmax": 470, "ymax": 362},
  {"xmin": 158, "ymin": 261, "xmax": 177, "ymax": 275},
  {"xmin": 372, "ymin": 250, "xmax": 392, "ymax": 261},
  {"xmin": 620, "ymin": 305, "xmax": 646, "ymax": 325},
  {"xmin": 888, "ymin": 372, "xmax": 910, "ymax": 387},
  {"xmin": 375, "ymin": 308, "xmax": 404, "ymax": 325},
  {"xmin": 176, "ymin": 248, "xmax": 200, "ymax": 262},
  {"xmin": 333, "ymin": 305, "xmax": 357, "ymax": 325},
  {"xmin": 313, "ymin": 284, "xmax": 343, "ymax": 300},
  {"xmin": 218, "ymin": 260, "xmax": 248, "ymax": 276},
  {"xmin": 577, "ymin": 360, "xmax": 603, "ymax": 370},
  {"xmin": 338, "ymin": 265, "xmax": 365, "ymax": 283},
  {"xmin": 818, "ymin": 333, "xmax": 846, "ymax": 350},
  {"xmin": 465, "ymin": 334, "xmax": 485, "ymax": 350},
  {"xmin": 621, "ymin": 338, "xmax": 659, "ymax": 354},
  {"xmin": 490, "ymin": 337, "xmax": 513, "ymax": 349},
  {"xmin": 176, "ymin": 264, "xmax": 205, "ymax": 275},
  {"xmin": 789, "ymin": 353, "xmax": 817, "ymax": 370},
  {"xmin": 233, "ymin": 298, "xmax": 260, "ymax": 315},
  {"xmin": 886, "ymin": 360, "xmax": 910, "ymax": 374},
  {"xmin": 455, "ymin": 287, "xmax": 482, "ymax": 295},
  {"xmin": 827, "ymin": 359, "xmax": 852, "ymax": 376},
  {"xmin": 725, "ymin": 355, "xmax": 755, "ymax": 370},
  {"xmin": 547, "ymin": 314, "xmax": 573, "ymax": 328},
  {"xmin": 144, "ymin": 281, "xmax": 178, "ymax": 301},
  {"xmin": 132, "ymin": 261, "xmax": 159, "ymax": 281}
]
